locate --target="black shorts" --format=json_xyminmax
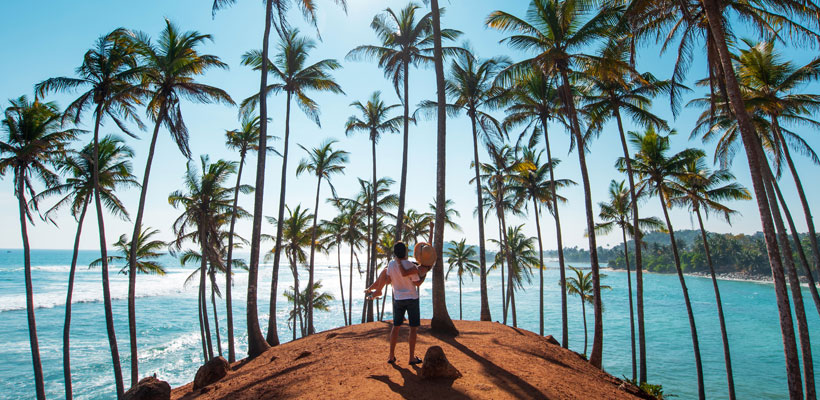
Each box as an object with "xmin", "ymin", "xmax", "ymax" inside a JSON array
[{"xmin": 393, "ymin": 298, "xmax": 420, "ymax": 327}]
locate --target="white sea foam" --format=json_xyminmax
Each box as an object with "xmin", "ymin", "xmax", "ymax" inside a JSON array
[{"xmin": 0, "ymin": 268, "xmax": 196, "ymax": 312}]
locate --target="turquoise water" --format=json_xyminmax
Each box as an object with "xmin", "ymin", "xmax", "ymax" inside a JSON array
[{"xmin": 0, "ymin": 249, "xmax": 818, "ymax": 399}]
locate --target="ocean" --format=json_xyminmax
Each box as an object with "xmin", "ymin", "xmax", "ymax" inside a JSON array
[{"xmin": 0, "ymin": 248, "xmax": 818, "ymax": 399}]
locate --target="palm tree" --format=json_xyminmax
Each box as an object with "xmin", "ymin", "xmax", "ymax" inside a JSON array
[
  {"xmin": 445, "ymin": 239, "xmax": 479, "ymax": 320},
  {"xmin": 733, "ymin": 39, "xmax": 820, "ymax": 281},
  {"xmin": 223, "ymin": 114, "xmax": 263, "ymax": 362},
  {"xmin": 348, "ymin": 2, "xmax": 460, "ymax": 243},
  {"xmin": 321, "ymin": 214, "xmax": 348, "ymax": 325},
  {"xmin": 670, "ymin": 160, "xmax": 751, "ymax": 399},
  {"xmin": 594, "ymin": 180, "xmax": 663, "ymax": 382},
  {"xmin": 418, "ymin": 47, "xmax": 506, "ymax": 322},
  {"xmin": 241, "ymin": 29, "xmax": 344, "ymax": 345},
  {"xmin": 98, "ymin": 227, "xmax": 167, "ymax": 275},
  {"xmin": 169, "ymin": 156, "xmax": 239, "ymax": 363},
  {"xmin": 629, "ymin": 1, "xmax": 820, "ymax": 394},
  {"xmin": 582, "ymin": 39, "xmax": 673, "ymax": 370},
  {"xmin": 126, "ymin": 20, "xmax": 233, "ymax": 379},
  {"xmin": 622, "ymin": 127, "xmax": 706, "ymax": 399},
  {"xmin": 345, "ymin": 92, "xmax": 402, "ymax": 322},
  {"xmin": 284, "ymin": 282, "xmax": 335, "ymax": 335},
  {"xmin": 1, "ymin": 96, "xmax": 76, "ymax": 400},
  {"xmin": 689, "ymin": 89, "xmax": 819, "ymax": 398},
  {"xmin": 296, "ymin": 139, "xmax": 348, "ymax": 334},
  {"xmin": 489, "ymin": 224, "xmax": 538, "ymax": 325},
  {"xmin": 503, "ymin": 69, "xmax": 570, "ymax": 347},
  {"xmin": 403, "ymin": 209, "xmax": 434, "ymax": 244},
  {"xmin": 511, "ymin": 148, "xmax": 573, "ymax": 336},
  {"xmin": 427, "ymin": 0, "xmax": 459, "ymax": 336},
  {"xmin": 212, "ymin": 0, "xmax": 348, "ymax": 360},
  {"xmin": 35, "ymin": 134, "xmax": 137, "ymax": 399},
  {"xmin": 566, "ymin": 266, "xmax": 611, "ymax": 357},
  {"xmin": 478, "ymin": 143, "xmax": 525, "ymax": 325},
  {"xmin": 487, "ymin": 0, "xmax": 622, "ymax": 367},
  {"xmin": 266, "ymin": 204, "xmax": 314, "ymax": 339},
  {"xmin": 35, "ymin": 29, "xmax": 144, "ymax": 393}
]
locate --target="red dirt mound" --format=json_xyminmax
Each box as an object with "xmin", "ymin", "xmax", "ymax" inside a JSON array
[{"xmin": 171, "ymin": 320, "xmax": 649, "ymax": 399}]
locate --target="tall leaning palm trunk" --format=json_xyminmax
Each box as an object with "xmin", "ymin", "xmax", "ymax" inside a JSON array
[
  {"xmin": 618, "ymin": 224, "xmax": 636, "ymax": 381},
  {"xmin": 16, "ymin": 173, "xmax": 45, "ymax": 400},
  {"xmin": 468, "ymin": 114, "xmax": 491, "ymax": 322},
  {"xmin": 429, "ymin": 0, "xmax": 457, "ymax": 335},
  {"xmin": 700, "ymin": 2, "xmax": 803, "ymax": 397},
  {"xmin": 540, "ymin": 116, "xmax": 567, "ymax": 346},
  {"xmin": 268, "ymin": 91, "xmax": 294, "ymax": 341},
  {"xmin": 247, "ymin": 0, "xmax": 275, "ymax": 355},
  {"xmin": 773, "ymin": 177, "xmax": 820, "ymax": 318},
  {"xmin": 657, "ymin": 189, "xmax": 705, "ymax": 400},
  {"xmin": 90, "ymin": 109, "xmax": 125, "ymax": 398},
  {"xmin": 368, "ymin": 138, "xmax": 378, "ymax": 322},
  {"xmin": 224, "ymin": 155, "xmax": 243, "ymax": 362},
  {"xmin": 557, "ymin": 68, "xmax": 603, "ymax": 367},
  {"xmin": 771, "ymin": 116, "xmax": 820, "ymax": 281},
  {"xmin": 612, "ymin": 108, "xmax": 646, "ymax": 381},
  {"xmin": 693, "ymin": 210, "xmax": 734, "ymax": 398},
  {"xmin": 63, "ymin": 200, "xmax": 89, "ymax": 399},
  {"xmin": 760, "ymin": 161, "xmax": 815, "ymax": 398}
]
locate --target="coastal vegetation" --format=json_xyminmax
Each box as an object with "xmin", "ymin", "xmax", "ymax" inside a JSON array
[{"xmin": 2, "ymin": 0, "xmax": 820, "ymax": 399}]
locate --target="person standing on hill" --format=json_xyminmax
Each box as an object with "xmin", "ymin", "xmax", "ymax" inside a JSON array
[{"xmin": 365, "ymin": 241, "xmax": 430, "ymax": 365}]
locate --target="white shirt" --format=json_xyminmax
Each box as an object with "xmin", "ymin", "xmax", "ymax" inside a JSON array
[{"xmin": 387, "ymin": 259, "xmax": 420, "ymax": 300}]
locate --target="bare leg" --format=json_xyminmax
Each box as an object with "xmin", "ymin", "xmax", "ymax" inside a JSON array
[
  {"xmin": 388, "ymin": 325, "xmax": 400, "ymax": 361},
  {"xmin": 409, "ymin": 326, "xmax": 418, "ymax": 360}
]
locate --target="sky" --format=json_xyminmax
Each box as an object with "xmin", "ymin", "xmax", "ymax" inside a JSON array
[{"xmin": 0, "ymin": 0, "xmax": 818, "ymax": 255}]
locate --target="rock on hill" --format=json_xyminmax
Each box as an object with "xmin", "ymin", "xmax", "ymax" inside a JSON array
[{"xmin": 171, "ymin": 320, "xmax": 650, "ymax": 399}]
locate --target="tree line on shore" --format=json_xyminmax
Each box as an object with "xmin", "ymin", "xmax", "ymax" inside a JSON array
[{"xmin": 2, "ymin": 0, "xmax": 820, "ymax": 399}]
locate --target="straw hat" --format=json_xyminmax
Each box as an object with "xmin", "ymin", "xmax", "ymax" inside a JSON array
[{"xmin": 413, "ymin": 242, "xmax": 437, "ymax": 268}]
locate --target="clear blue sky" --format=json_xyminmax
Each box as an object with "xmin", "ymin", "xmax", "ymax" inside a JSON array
[{"xmin": 1, "ymin": 0, "xmax": 818, "ymax": 254}]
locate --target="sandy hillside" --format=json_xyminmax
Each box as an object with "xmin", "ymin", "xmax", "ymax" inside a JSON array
[{"xmin": 171, "ymin": 320, "xmax": 650, "ymax": 400}]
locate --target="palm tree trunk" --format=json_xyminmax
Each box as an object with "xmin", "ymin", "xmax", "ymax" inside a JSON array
[
  {"xmin": 210, "ymin": 272, "xmax": 223, "ymax": 357},
  {"xmin": 429, "ymin": 0, "xmax": 457, "ymax": 335},
  {"xmin": 306, "ymin": 175, "xmax": 323, "ymax": 335},
  {"xmin": 694, "ymin": 209, "xmax": 735, "ymax": 399},
  {"xmin": 367, "ymin": 138, "xmax": 378, "ymax": 323},
  {"xmin": 200, "ymin": 234, "xmax": 214, "ymax": 361},
  {"xmin": 197, "ymin": 277, "xmax": 208, "ymax": 362},
  {"xmin": 93, "ymin": 110, "xmax": 124, "ymax": 397},
  {"xmin": 701, "ymin": 3, "xmax": 802, "ymax": 397},
  {"xmin": 380, "ymin": 283, "xmax": 388, "ymax": 321},
  {"xmin": 268, "ymin": 91, "xmax": 293, "ymax": 345},
  {"xmin": 541, "ymin": 116, "xmax": 567, "ymax": 348},
  {"xmin": 658, "ymin": 192, "xmax": 704, "ymax": 400},
  {"xmin": 500, "ymin": 212, "xmax": 517, "ymax": 328},
  {"xmin": 620, "ymin": 226, "xmax": 637, "ymax": 383},
  {"xmin": 459, "ymin": 277, "xmax": 463, "ymax": 320},
  {"xmin": 498, "ymin": 217, "xmax": 506, "ymax": 323},
  {"xmin": 349, "ymin": 244, "xmax": 354, "ymax": 325},
  {"xmin": 224, "ymin": 151, "xmax": 245, "ymax": 363},
  {"xmin": 533, "ymin": 200, "xmax": 545, "ymax": 336},
  {"xmin": 127, "ymin": 106, "xmax": 165, "ymax": 387},
  {"xmin": 291, "ymin": 254, "xmax": 302, "ymax": 339},
  {"xmin": 773, "ymin": 176, "xmax": 820, "ymax": 318},
  {"xmin": 772, "ymin": 115, "xmax": 820, "ymax": 279},
  {"xmin": 613, "ymin": 107, "xmax": 646, "ymax": 381},
  {"xmin": 761, "ymin": 163, "xmax": 815, "ymax": 399},
  {"xmin": 581, "ymin": 297, "xmax": 587, "ymax": 357},
  {"xmin": 469, "ymin": 111, "xmax": 491, "ymax": 322},
  {"xmin": 246, "ymin": 0, "xmax": 275, "ymax": 357},
  {"xmin": 337, "ymin": 241, "xmax": 347, "ymax": 326},
  {"xmin": 362, "ymin": 214, "xmax": 371, "ymax": 324},
  {"xmin": 64, "ymin": 199, "xmax": 89, "ymax": 400},
  {"xmin": 558, "ymin": 67, "xmax": 602, "ymax": 368},
  {"xmin": 18, "ymin": 175, "xmax": 45, "ymax": 400},
  {"xmin": 395, "ymin": 60, "xmax": 410, "ymax": 243}
]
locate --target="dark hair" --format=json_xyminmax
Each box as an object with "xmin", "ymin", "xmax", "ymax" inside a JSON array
[{"xmin": 393, "ymin": 242, "xmax": 407, "ymax": 259}]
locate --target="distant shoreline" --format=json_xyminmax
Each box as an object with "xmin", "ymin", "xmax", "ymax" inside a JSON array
[{"xmin": 602, "ymin": 267, "xmax": 780, "ymax": 285}]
